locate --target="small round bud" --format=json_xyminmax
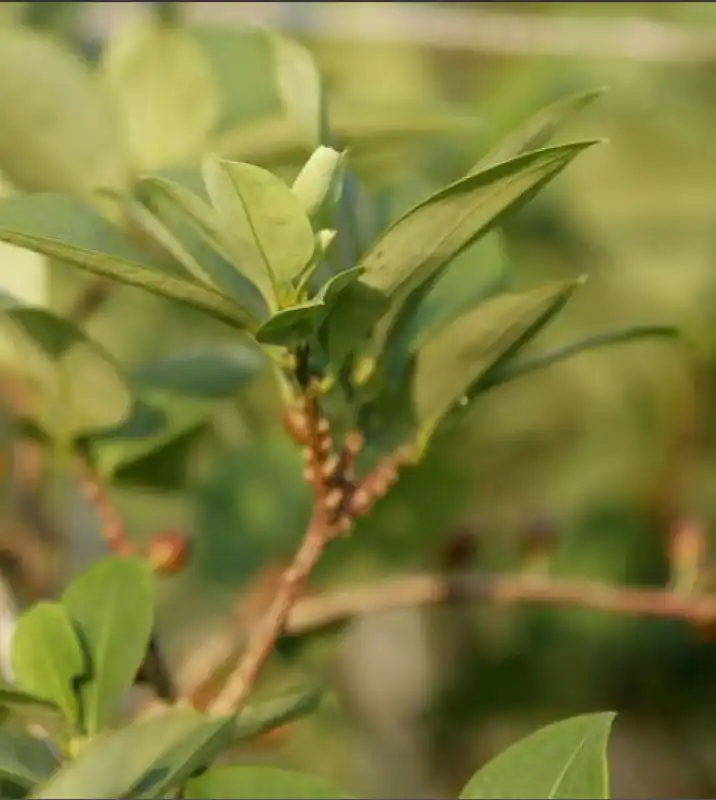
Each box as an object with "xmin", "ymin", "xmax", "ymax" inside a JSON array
[{"xmin": 147, "ymin": 531, "xmax": 191, "ymax": 575}]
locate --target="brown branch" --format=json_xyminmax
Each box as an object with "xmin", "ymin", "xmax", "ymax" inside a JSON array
[{"xmin": 284, "ymin": 572, "xmax": 716, "ymax": 636}]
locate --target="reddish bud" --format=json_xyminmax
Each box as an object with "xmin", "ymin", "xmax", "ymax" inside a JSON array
[
  {"xmin": 282, "ymin": 407, "xmax": 310, "ymax": 445},
  {"xmin": 147, "ymin": 531, "xmax": 190, "ymax": 575},
  {"xmin": 669, "ymin": 518, "xmax": 709, "ymax": 593}
]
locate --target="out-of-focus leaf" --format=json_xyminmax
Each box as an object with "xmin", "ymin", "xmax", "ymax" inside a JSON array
[
  {"xmin": 101, "ymin": 17, "xmax": 219, "ymax": 172},
  {"xmin": 459, "ymin": 712, "xmax": 616, "ymax": 799},
  {"xmin": 11, "ymin": 603, "xmax": 85, "ymax": 730},
  {"xmin": 202, "ymin": 157, "xmax": 316, "ymax": 304},
  {"xmin": 131, "ymin": 344, "xmax": 267, "ymax": 399},
  {"xmin": 31, "ymin": 707, "xmax": 236, "ymax": 799},
  {"xmin": 233, "ymin": 687, "xmax": 322, "ymax": 741},
  {"xmin": 184, "ymin": 766, "xmax": 349, "ymax": 800},
  {"xmin": 62, "ymin": 557, "xmax": 154, "ymax": 736},
  {"xmin": 473, "ymin": 87, "xmax": 607, "ymax": 172},
  {"xmin": 0, "ymin": 729, "xmax": 59, "ymax": 790},
  {"xmin": 291, "ymin": 146, "xmax": 346, "ymax": 230},
  {"xmin": 0, "ymin": 26, "xmax": 126, "ymax": 197},
  {"xmin": 256, "ymin": 267, "xmax": 363, "ymax": 347},
  {"xmin": 0, "ymin": 194, "xmax": 254, "ymax": 330}
]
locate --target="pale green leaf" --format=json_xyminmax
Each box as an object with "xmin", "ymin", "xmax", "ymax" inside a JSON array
[
  {"xmin": 234, "ymin": 687, "xmax": 323, "ymax": 741},
  {"xmin": 11, "ymin": 603, "xmax": 85, "ymax": 730},
  {"xmin": 0, "ymin": 27, "xmax": 126, "ymax": 197},
  {"xmin": 202, "ymin": 156, "xmax": 316, "ymax": 303},
  {"xmin": 184, "ymin": 766, "xmax": 349, "ymax": 800},
  {"xmin": 0, "ymin": 730, "xmax": 60, "ymax": 790},
  {"xmin": 0, "ymin": 193, "xmax": 253, "ymax": 330},
  {"xmin": 291, "ymin": 146, "xmax": 346, "ymax": 230},
  {"xmin": 101, "ymin": 17, "xmax": 220, "ymax": 172},
  {"xmin": 459, "ymin": 712, "xmax": 616, "ymax": 799},
  {"xmin": 61, "ymin": 557, "xmax": 154, "ymax": 736}
]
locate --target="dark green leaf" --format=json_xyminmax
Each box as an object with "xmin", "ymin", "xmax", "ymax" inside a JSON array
[
  {"xmin": 476, "ymin": 324, "xmax": 680, "ymax": 396},
  {"xmin": 184, "ymin": 766, "xmax": 349, "ymax": 800},
  {"xmin": 0, "ymin": 194, "xmax": 253, "ymax": 331},
  {"xmin": 0, "ymin": 26, "xmax": 126, "ymax": 196},
  {"xmin": 100, "ymin": 16, "xmax": 219, "ymax": 172},
  {"xmin": 459, "ymin": 712, "xmax": 616, "ymax": 799},
  {"xmin": 291, "ymin": 146, "xmax": 346, "ymax": 230},
  {"xmin": 30, "ymin": 707, "xmax": 235, "ymax": 800},
  {"xmin": 233, "ymin": 686, "xmax": 323, "ymax": 741},
  {"xmin": 0, "ymin": 729, "xmax": 60, "ymax": 790},
  {"xmin": 61, "ymin": 556, "xmax": 155, "ymax": 736},
  {"xmin": 11, "ymin": 602, "xmax": 85, "ymax": 729},
  {"xmin": 202, "ymin": 156, "xmax": 316, "ymax": 303},
  {"xmin": 472, "ymin": 88, "xmax": 607, "ymax": 172},
  {"xmin": 89, "ymin": 399, "xmax": 169, "ymax": 443},
  {"xmin": 131, "ymin": 344, "xmax": 267, "ymax": 399},
  {"xmin": 256, "ymin": 267, "xmax": 363, "ymax": 347}
]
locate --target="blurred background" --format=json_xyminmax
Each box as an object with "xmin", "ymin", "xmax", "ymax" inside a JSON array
[{"xmin": 3, "ymin": 2, "xmax": 716, "ymax": 797}]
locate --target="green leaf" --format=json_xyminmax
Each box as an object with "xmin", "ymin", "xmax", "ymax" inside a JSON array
[
  {"xmin": 0, "ymin": 729, "xmax": 60, "ymax": 790},
  {"xmin": 61, "ymin": 556, "xmax": 155, "ymax": 736},
  {"xmin": 101, "ymin": 16, "xmax": 220, "ymax": 172},
  {"xmin": 0, "ymin": 687, "xmax": 59, "ymax": 717},
  {"xmin": 0, "ymin": 193, "xmax": 253, "ymax": 331},
  {"xmin": 0, "ymin": 26, "xmax": 126, "ymax": 197},
  {"xmin": 291, "ymin": 146, "xmax": 346, "ymax": 230},
  {"xmin": 11, "ymin": 602, "xmax": 85, "ymax": 730},
  {"xmin": 476, "ymin": 324, "xmax": 680, "ymax": 397},
  {"xmin": 256, "ymin": 267, "xmax": 363, "ymax": 347},
  {"xmin": 234, "ymin": 686, "xmax": 323, "ymax": 741},
  {"xmin": 459, "ymin": 712, "xmax": 616, "ymax": 799},
  {"xmin": 472, "ymin": 88, "xmax": 607, "ymax": 172},
  {"xmin": 360, "ymin": 142, "xmax": 599, "ymax": 309},
  {"xmin": 202, "ymin": 156, "xmax": 316, "ymax": 304},
  {"xmin": 0, "ymin": 297, "xmax": 133, "ymax": 438},
  {"xmin": 184, "ymin": 766, "xmax": 349, "ymax": 800},
  {"xmin": 135, "ymin": 175, "xmax": 269, "ymax": 320},
  {"xmin": 30, "ymin": 707, "xmax": 236, "ymax": 800},
  {"xmin": 412, "ymin": 280, "xmax": 580, "ymax": 447},
  {"xmin": 268, "ymin": 31, "xmax": 327, "ymax": 146},
  {"xmin": 131, "ymin": 343, "xmax": 267, "ymax": 399}
]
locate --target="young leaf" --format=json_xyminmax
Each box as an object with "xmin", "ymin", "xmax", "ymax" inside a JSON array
[
  {"xmin": 11, "ymin": 603, "xmax": 85, "ymax": 730},
  {"xmin": 61, "ymin": 556, "xmax": 155, "ymax": 736},
  {"xmin": 476, "ymin": 324, "xmax": 680, "ymax": 397},
  {"xmin": 202, "ymin": 156, "xmax": 316, "ymax": 303},
  {"xmin": 255, "ymin": 267, "xmax": 363, "ymax": 347},
  {"xmin": 472, "ymin": 87, "xmax": 607, "ymax": 172},
  {"xmin": 459, "ymin": 712, "xmax": 616, "ymax": 799},
  {"xmin": 30, "ymin": 707, "xmax": 236, "ymax": 800},
  {"xmin": 291, "ymin": 146, "xmax": 346, "ymax": 229},
  {"xmin": 131, "ymin": 344, "xmax": 267, "ymax": 399},
  {"xmin": 0, "ymin": 194, "xmax": 253, "ymax": 330},
  {"xmin": 233, "ymin": 686, "xmax": 323, "ymax": 741},
  {"xmin": 135, "ymin": 175, "xmax": 269, "ymax": 320},
  {"xmin": 412, "ymin": 280, "xmax": 580, "ymax": 448},
  {"xmin": 268, "ymin": 31, "xmax": 327, "ymax": 146},
  {"xmin": 0, "ymin": 730, "xmax": 60, "ymax": 790},
  {"xmin": 0, "ymin": 688, "xmax": 59, "ymax": 717},
  {"xmin": 360, "ymin": 142, "xmax": 599, "ymax": 309},
  {"xmin": 101, "ymin": 17, "xmax": 220, "ymax": 172},
  {"xmin": 0, "ymin": 26, "xmax": 126, "ymax": 197},
  {"xmin": 184, "ymin": 766, "xmax": 349, "ymax": 799}
]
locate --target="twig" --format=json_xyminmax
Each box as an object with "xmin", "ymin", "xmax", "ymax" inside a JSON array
[{"xmin": 284, "ymin": 571, "xmax": 716, "ymax": 635}]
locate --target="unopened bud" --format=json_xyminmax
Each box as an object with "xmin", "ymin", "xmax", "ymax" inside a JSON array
[{"xmin": 147, "ymin": 531, "xmax": 190, "ymax": 575}]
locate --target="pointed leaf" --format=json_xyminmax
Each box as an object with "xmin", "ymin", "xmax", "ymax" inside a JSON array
[
  {"xmin": 11, "ymin": 603, "xmax": 85, "ymax": 730},
  {"xmin": 0, "ymin": 26, "xmax": 126, "ymax": 196},
  {"xmin": 459, "ymin": 712, "xmax": 616, "ymax": 799},
  {"xmin": 0, "ymin": 730, "xmax": 60, "ymax": 790},
  {"xmin": 131, "ymin": 343, "xmax": 267, "ymax": 399},
  {"xmin": 234, "ymin": 686, "xmax": 323, "ymax": 741},
  {"xmin": 184, "ymin": 766, "xmax": 349, "ymax": 800},
  {"xmin": 61, "ymin": 556, "xmax": 154, "ymax": 736},
  {"xmin": 472, "ymin": 88, "xmax": 607, "ymax": 172},
  {"xmin": 0, "ymin": 194, "xmax": 253, "ymax": 330},
  {"xmin": 256, "ymin": 267, "xmax": 363, "ymax": 347},
  {"xmin": 31, "ymin": 707, "xmax": 236, "ymax": 800},
  {"xmin": 476, "ymin": 324, "xmax": 680, "ymax": 396},
  {"xmin": 413, "ymin": 280, "xmax": 580, "ymax": 447},
  {"xmin": 203, "ymin": 157, "xmax": 316, "ymax": 303},
  {"xmin": 291, "ymin": 146, "xmax": 346, "ymax": 229},
  {"xmin": 101, "ymin": 17, "xmax": 219, "ymax": 172}
]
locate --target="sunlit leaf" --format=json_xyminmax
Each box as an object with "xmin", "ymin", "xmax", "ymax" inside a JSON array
[
  {"xmin": 291, "ymin": 146, "xmax": 346, "ymax": 230},
  {"xmin": 184, "ymin": 766, "xmax": 349, "ymax": 800}
]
